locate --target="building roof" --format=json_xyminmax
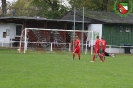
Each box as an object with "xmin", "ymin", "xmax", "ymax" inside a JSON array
[
  {"xmin": 61, "ymin": 10, "xmax": 133, "ymax": 24},
  {"xmin": 1, "ymin": 10, "xmax": 133, "ymax": 24},
  {"xmin": 0, "ymin": 16, "xmax": 89, "ymax": 23}
]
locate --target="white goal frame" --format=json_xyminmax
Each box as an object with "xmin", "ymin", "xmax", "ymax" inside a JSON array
[{"xmin": 19, "ymin": 28, "xmax": 96, "ymax": 55}]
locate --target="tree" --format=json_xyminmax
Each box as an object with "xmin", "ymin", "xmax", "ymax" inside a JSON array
[
  {"xmin": 68, "ymin": 0, "xmax": 102, "ymax": 10},
  {"xmin": 31, "ymin": 0, "xmax": 69, "ymax": 19},
  {"xmin": 68, "ymin": 0, "xmax": 133, "ymax": 11},
  {"xmin": 1, "ymin": 0, "xmax": 6, "ymax": 16},
  {"xmin": 10, "ymin": 0, "xmax": 68, "ymax": 19}
]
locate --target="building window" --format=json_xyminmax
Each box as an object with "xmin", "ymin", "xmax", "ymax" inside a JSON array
[
  {"xmin": 125, "ymin": 28, "xmax": 131, "ymax": 32},
  {"xmin": 16, "ymin": 24, "xmax": 22, "ymax": 36},
  {"xmin": 3, "ymin": 32, "xmax": 6, "ymax": 38},
  {"xmin": 6, "ymin": 29, "xmax": 10, "ymax": 36}
]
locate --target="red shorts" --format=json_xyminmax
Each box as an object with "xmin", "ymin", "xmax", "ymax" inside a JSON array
[
  {"xmin": 73, "ymin": 48, "xmax": 80, "ymax": 54},
  {"xmin": 94, "ymin": 48, "xmax": 100, "ymax": 54}
]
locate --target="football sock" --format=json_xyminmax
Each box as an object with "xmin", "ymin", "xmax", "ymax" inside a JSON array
[
  {"xmin": 99, "ymin": 55, "xmax": 104, "ymax": 62},
  {"xmin": 78, "ymin": 54, "xmax": 80, "ymax": 60},
  {"xmin": 73, "ymin": 53, "xmax": 75, "ymax": 59},
  {"xmin": 92, "ymin": 55, "xmax": 96, "ymax": 61}
]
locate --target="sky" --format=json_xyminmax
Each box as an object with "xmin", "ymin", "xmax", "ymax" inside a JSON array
[
  {"xmin": 6, "ymin": 0, "xmax": 70, "ymax": 6},
  {"xmin": 7, "ymin": 0, "xmax": 16, "ymax": 3},
  {"xmin": 0, "ymin": 0, "xmax": 16, "ymax": 6}
]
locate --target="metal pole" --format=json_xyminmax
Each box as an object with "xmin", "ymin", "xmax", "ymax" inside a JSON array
[
  {"xmin": 50, "ymin": 43, "xmax": 53, "ymax": 51},
  {"xmin": 91, "ymin": 31, "xmax": 93, "ymax": 55},
  {"xmin": 81, "ymin": 7, "xmax": 84, "ymax": 52},
  {"xmin": 11, "ymin": 38, "xmax": 12, "ymax": 48},
  {"xmin": 73, "ymin": 7, "xmax": 76, "ymax": 50},
  {"xmin": 69, "ymin": 43, "xmax": 71, "ymax": 51},
  {"xmin": 24, "ymin": 29, "xmax": 27, "ymax": 53}
]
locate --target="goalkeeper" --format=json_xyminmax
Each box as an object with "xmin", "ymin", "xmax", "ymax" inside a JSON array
[{"xmin": 100, "ymin": 37, "xmax": 107, "ymax": 60}]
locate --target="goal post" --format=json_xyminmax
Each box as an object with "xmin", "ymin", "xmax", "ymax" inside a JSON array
[{"xmin": 18, "ymin": 28, "xmax": 96, "ymax": 54}]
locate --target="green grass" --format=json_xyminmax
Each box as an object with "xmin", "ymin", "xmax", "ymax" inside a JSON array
[{"xmin": 0, "ymin": 50, "xmax": 133, "ymax": 88}]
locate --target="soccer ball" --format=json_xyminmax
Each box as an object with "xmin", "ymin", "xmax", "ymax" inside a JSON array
[
  {"xmin": 17, "ymin": 49, "xmax": 20, "ymax": 53},
  {"xmin": 111, "ymin": 54, "xmax": 115, "ymax": 57}
]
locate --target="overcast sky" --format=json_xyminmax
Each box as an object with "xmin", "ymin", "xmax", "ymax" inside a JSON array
[
  {"xmin": 6, "ymin": 0, "xmax": 70, "ymax": 7},
  {"xmin": 7, "ymin": 0, "xmax": 16, "ymax": 3}
]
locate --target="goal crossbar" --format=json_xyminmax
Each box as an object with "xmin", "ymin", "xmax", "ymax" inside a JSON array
[{"xmin": 25, "ymin": 28, "xmax": 92, "ymax": 33}]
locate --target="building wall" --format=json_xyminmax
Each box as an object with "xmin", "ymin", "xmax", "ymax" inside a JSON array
[
  {"xmin": 0, "ymin": 23, "xmax": 16, "ymax": 47},
  {"xmin": 103, "ymin": 24, "xmax": 133, "ymax": 45},
  {"xmin": 103, "ymin": 24, "xmax": 133, "ymax": 54},
  {"xmin": 87, "ymin": 24, "xmax": 133, "ymax": 54},
  {"xmin": 88, "ymin": 24, "xmax": 102, "ymax": 45}
]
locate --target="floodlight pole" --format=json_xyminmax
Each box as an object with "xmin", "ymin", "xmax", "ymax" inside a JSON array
[
  {"xmin": 73, "ymin": 7, "xmax": 76, "ymax": 51},
  {"xmin": 81, "ymin": 7, "xmax": 84, "ymax": 52}
]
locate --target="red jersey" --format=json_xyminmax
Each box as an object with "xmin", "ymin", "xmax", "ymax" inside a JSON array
[
  {"xmin": 101, "ymin": 39, "xmax": 107, "ymax": 49},
  {"xmin": 95, "ymin": 39, "xmax": 101, "ymax": 49},
  {"xmin": 75, "ymin": 39, "xmax": 80, "ymax": 49}
]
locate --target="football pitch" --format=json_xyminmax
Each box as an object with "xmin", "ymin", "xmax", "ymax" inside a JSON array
[{"xmin": 0, "ymin": 50, "xmax": 133, "ymax": 88}]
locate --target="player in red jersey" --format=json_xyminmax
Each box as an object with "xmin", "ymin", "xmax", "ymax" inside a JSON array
[
  {"xmin": 100, "ymin": 37, "xmax": 107, "ymax": 60},
  {"xmin": 72, "ymin": 36, "xmax": 80, "ymax": 60},
  {"xmin": 90, "ymin": 36, "xmax": 104, "ymax": 62}
]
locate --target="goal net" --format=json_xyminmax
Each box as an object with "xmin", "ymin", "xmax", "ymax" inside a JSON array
[{"xmin": 18, "ymin": 28, "xmax": 97, "ymax": 54}]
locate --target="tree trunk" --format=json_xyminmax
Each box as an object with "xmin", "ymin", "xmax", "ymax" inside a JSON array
[
  {"xmin": 102, "ymin": 0, "xmax": 108, "ymax": 11},
  {"xmin": 2, "ymin": 0, "xmax": 6, "ymax": 16}
]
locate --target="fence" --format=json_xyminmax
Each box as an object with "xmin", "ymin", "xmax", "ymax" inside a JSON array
[
  {"xmin": 0, "ymin": 40, "xmax": 91, "ymax": 54},
  {"xmin": 1, "ymin": 39, "xmax": 133, "ymax": 54},
  {"xmin": 106, "ymin": 45, "xmax": 133, "ymax": 54}
]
